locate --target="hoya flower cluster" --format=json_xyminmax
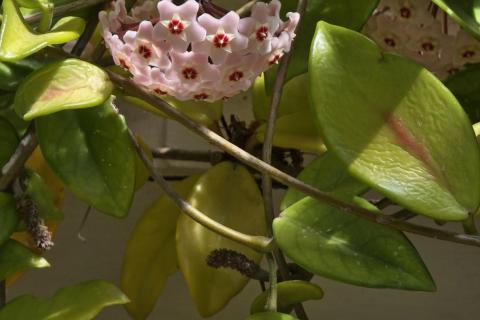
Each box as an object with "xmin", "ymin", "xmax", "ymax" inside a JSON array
[
  {"xmin": 99, "ymin": 0, "xmax": 299, "ymax": 101},
  {"xmin": 363, "ymin": 0, "xmax": 480, "ymax": 79}
]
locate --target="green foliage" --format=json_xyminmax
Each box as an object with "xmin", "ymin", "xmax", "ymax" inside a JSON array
[
  {"xmin": 274, "ymin": 196, "xmax": 436, "ymax": 291},
  {"xmin": 176, "ymin": 162, "xmax": 266, "ymax": 317},
  {"xmin": 309, "ymin": 22, "xmax": 480, "ymax": 221},
  {"xmin": 0, "ymin": 240, "xmax": 49, "ymax": 281},
  {"xmin": 431, "ymin": 0, "xmax": 480, "ymax": 39},
  {"xmin": 445, "ymin": 63, "xmax": 480, "ymax": 123},
  {"xmin": 0, "ymin": 193, "xmax": 20, "ymax": 245},
  {"xmin": 122, "ymin": 95, "xmax": 224, "ymax": 127},
  {"xmin": 250, "ymin": 280, "xmax": 323, "ymax": 314},
  {"xmin": 281, "ymin": 152, "xmax": 368, "ymax": 210},
  {"xmin": 121, "ymin": 175, "xmax": 200, "ymax": 320},
  {"xmin": 0, "ymin": 117, "xmax": 19, "ymax": 167},
  {"xmin": 36, "ymin": 97, "xmax": 136, "ymax": 218},
  {"xmin": 0, "ymin": 0, "xmax": 85, "ymax": 61},
  {"xmin": 247, "ymin": 312, "xmax": 298, "ymax": 320},
  {"xmin": 0, "ymin": 280, "xmax": 129, "ymax": 320},
  {"xmin": 265, "ymin": 0, "xmax": 379, "ymax": 89},
  {"xmin": 15, "ymin": 59, "xmax": 113, "ymax": 120},
  {"xmin": 24, "ymin": 170, "xmax": 63, "ymax": 220}
]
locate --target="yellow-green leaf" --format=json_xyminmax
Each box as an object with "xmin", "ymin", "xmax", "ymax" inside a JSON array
[
  {"xmin": 0, "ymin": 0, "xmax": 85, "ymax": 62},
  {"xmin": 15, "ymin": 59, "xmax": 113, "ymax": 120},
  {"xmin": 121, "ymin": 175, "xmax": 201, "ymax": 320},
  {"xmin": 176, "ymin": 162, "xmax": 266, "ymax": 317}
]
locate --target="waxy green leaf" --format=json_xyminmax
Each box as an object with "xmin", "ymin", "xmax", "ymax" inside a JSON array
[
  {"xmin": 265, "ymin": 0, "xmax": 379, "ymax": 89},
  {"xmin": 281, "ymin": 152, "xmax": 368, "ymax": 211},
  {"xmin": 36, "ymin": 98, "xmax": 135, "ymax": 218},
  {"xmin": 0, "ymin": 193, "xmax": 19, "ymax": 245},
  {"xmin": 445, "ymin": 63, "xmax": 480, "ymax": 123},
  {"xmin": 122, "ymin": 175, "xmax": 200, "ymax": 320},
  {"xmin": 309, "ymin": 22, "xmax": 480, "ymax": 221},
  {"xmin": 247, "ymin": 312, "xmax": 298, "ymax": 320},
  {"xmin": 15, "ymin": 58, "xmax": 113, "ymax": 120},
  {"xmin": 0, "ymin": 117, "xmax": 18, "ymax": 167},
  {"xmin": 0, "ymin": 240, "xmax": 49, "ymax": 281},
  {"xmin": 0, "ymin": 280, "xmax": 129, "ymax": 320},
  {"xmin": 255, "ymin": 113, "xmax": 326, "ymax": 153},
  {"xmin": 432, "ymin": 0, "xmax": 480, "ymax": 39},
  {"xmin": 0, "ymin": 0, "xmax": 85, "ymax": 62},
  {"xmin": 250, "ymin": 280, "xmax": 323, "ymax": 314},
  {"xmin": 177, "ymin": 162, "xmax": 266, "ymax": 317},
  {"xmin": 273, "ymin": 196, "xmax": 436, "ymax": 291}
]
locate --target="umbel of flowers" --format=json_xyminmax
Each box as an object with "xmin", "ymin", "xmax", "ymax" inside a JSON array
[
  {"xmin": 99, "ymin": 0, "xmax": 299, "ymax": 102},
  {"xmin": 363, "ymin": 0, "xmax": 480, "ymax": 80}
]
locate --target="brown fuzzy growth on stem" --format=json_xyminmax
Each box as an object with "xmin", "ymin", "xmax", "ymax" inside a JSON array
[{"xmin": 206, "ymin": 248, "xmax": 268, "ymax": 280}]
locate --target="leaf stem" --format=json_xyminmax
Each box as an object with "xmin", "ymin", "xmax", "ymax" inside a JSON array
[
  {"xmin": 24, "ymin": 0, "xmax": 108, "ymax": 24},
  {"xmin": 260, "ymin": 0, "xmax": 309, "ymax": 316},
  {"xmin": 106, "ymin": 70, "xmax": 480, "ymax": 249},
  {"xmin": 127, "ymin": 129, "xmax": 274, "ymax": 253},
  {"xmin": 265, "ymin": 254, "xmax": 278, "ymax": 312},
  {"xmin": 0, "ymin": 126, "xmax": 38, "ymax": 191},
  {"xmin": 462, "ymin": 214, "xmax": 479, "ymax": 236}
]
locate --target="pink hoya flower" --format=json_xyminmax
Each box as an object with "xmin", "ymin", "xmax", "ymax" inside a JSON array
[
  {"xmin": 99, "ymin": 0, "xmax": 299, "ymax": 102},
  {"xmin": 363, "ymin": 0, "xmax": 480, "ymax": 79}
]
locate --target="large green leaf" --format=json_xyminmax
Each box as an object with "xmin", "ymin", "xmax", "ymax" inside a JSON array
[
  {"xmin": 432, "ymin": 0, "xmax": 480, "ymax": 39},
  {"xmin": 0, "ymin": 280, "xmax": 129, "ymax": 320},
  {"xmin": 0, "ymin": 240, "xmax": 50, "ymax": 281},
  {"xmin": 445, "ymin": 63, "xmax": 480, "ymax": 123},
  {"xmin": 0, "ymin": 117, "xmax": 18, "ymax": 167},
  {"xmin": 121, "ymin": 175, "xmax": 200, "ymax": 320},
  {"xmin": 253, "ymin": 73, "xmax": 310, "ymax": 121},
  {"xmin": 266, "ymin": 0, "xmax": 379, "ymax": 88},
  {"xmin": 250, "ymin": 280, "xmax": 323, "ymax": 314},
  {"xmin": 281, "ymin": 152, "xmax": 368, "ymax": 211},
  {"xmin": 0, "ymin": 193, "xmax": 19, "ymax": 245},
  {"xmin": 0, "ymin": 0, "xmax": 85, "ymax": 62},
  {"xmin": 36, "ymin": 98, "xmax": 135, "ymax": 218},
  {"xmin": 309, "ymin": 22, "xmax": 480, "ymax": 221},
  {"xmin": 15, "ymin": 58, "xmax": 113, "ymax": 120},
  {"xmin": 247, "ymin": 312, "xmax": 298, "ymax": 320},
  {"xmin": 273, "ymin": 196, "xmax": 436, "ymax": 291},
  {"xmin": 177, "ymin": 162, "xmax": 266, "ymax": 317}
]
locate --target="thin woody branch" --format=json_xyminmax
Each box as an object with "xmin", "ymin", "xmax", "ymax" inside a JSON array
[
  {"xmin": 107, "ymin": 70, "xmax": 480, "ymax": 249},
  {"xmin": 262, "ymin": 0, "xmax": 309, "ymax": 317},
  {"xmin": 0, "ymin": 126, "xmax": 38, "ymax": 191},
  {"xmin": 127, "ymin": 128, "xmax": 274, "ymax": 253}
]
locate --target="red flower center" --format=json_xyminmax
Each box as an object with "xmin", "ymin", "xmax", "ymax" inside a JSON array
[
  {"xmin": 256, "ymin": 26, "xmax": 269, "ymax": 41},
  {"xmin": 138, "ymin": 45, "xmax": 152, "ymax": 59},
  {"xmin": 182, "ymin": 67, "xmax": 198, "ymax": 80},
  {"xmin": 269, "ymin": 53, "xmax": 283, "ymax": 65},
  {"xmin": 229, "ymin": 71, "xmax": 244, "ymax": 82},
  {"xmin": 384, "ymin": 37, "xmax": 396, "ymax": 47},
  {"xmin": 462, "ymin": 50, "xmax": 476, "ymax": 58},
  {"xmin": 213, "ymin": 33, "xmax": 230, "ymax": 48},
  {"xmin": 119, "ymin": 58, "xmax": 130, "ymax": 70},
  {"xmin": 154, "ymin": 88, "xmax": 167, "ymax": 95},
  {"xmin": 168, "ymin": 19, "xmax": 185, "ymax": 35},
  {"xmin": 422, "ymin": 42, "xmax": 434, "ymax": 51},
  {"xmin": 194, "ymin": 93, "xmax": 209, "ymax": 100},
  {"xmin": 400, "ymin": 7, "xmax": 411, "ymax": 18}
]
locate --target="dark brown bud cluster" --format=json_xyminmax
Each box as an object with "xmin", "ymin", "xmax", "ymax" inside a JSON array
[{"xmin": 206, "ymin": 248, "xmax": 267, "ymax": 280}]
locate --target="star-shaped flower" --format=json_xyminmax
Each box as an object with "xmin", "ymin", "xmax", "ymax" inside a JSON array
[
  {"xmin": 194, "ymin": 12, "xmax": 248, "ymax": 64},
  {"xmin": 153, "ymin": 0, "xmax": 206, "ymax": 52}
]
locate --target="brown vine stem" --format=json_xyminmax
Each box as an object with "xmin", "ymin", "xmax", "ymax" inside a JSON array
[
  {"xmin": 0, "ymin": 126, "xmax": 38, "ymax": 191},
  {"xmin": 107, "ymin": 70, "xmax": 480, "ymax": 249},
  {"xmin": 261, "ymin": 0, "xmax": 308, "ymax": 317},
  {"xmin": 127, "ymin": 129, "xmax": 274, "ymax": 253}
]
